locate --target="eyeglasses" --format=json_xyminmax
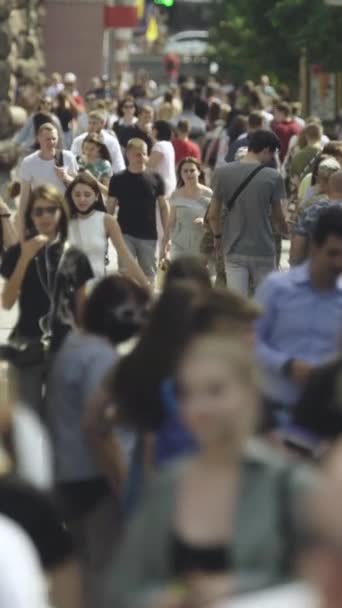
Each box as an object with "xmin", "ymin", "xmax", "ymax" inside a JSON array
[{"xmin": 32, "ymin": 206, "xmax": 59, "ymax": 217}]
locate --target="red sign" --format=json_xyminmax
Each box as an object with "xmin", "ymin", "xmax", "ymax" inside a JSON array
[{"xmin": 104, "ymin": 5, "xmax": 138, "ymax": 28}]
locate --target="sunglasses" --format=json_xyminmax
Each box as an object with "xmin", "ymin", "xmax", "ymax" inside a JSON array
[{"xmin": 32, "ymin": 205, "xmax": 59, "ymax": 217}]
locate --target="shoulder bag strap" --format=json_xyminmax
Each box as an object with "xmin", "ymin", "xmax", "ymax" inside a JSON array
[{"xmin": 227, "ymin": 165, "xmax": 264, "ymax": 212}]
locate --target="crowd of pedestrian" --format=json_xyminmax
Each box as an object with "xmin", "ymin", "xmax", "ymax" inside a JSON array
[{"xmin": 1, "ymin": 68, "xmax": 342, "ymax": 608}]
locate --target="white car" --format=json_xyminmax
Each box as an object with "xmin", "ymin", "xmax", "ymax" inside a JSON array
[{"xmin": 163, "ymin": 30, "xmax": 209, "ymax": 57}]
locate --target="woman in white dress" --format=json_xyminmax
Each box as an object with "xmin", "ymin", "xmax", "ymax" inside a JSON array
[
  {"xmin": 169, "ymin": 157, "xmax": 212, "ymax": 260},
  {"xmin": 65, "ymin": 173, "xmax": 150, "ymax": 289}
]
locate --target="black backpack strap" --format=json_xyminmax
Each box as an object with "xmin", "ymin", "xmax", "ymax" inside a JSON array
[
  {"xmin": 54, "ymin": 150, "xmax": 64, "ymax": 167},
  {"xmin": 227, "ymin": 164, "xmax": 264, "ymax": 212}
]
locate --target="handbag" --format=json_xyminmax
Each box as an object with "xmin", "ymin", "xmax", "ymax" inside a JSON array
[{"xmin": 6, "ymin": 330, "xmax": 46, "ymax": 367}]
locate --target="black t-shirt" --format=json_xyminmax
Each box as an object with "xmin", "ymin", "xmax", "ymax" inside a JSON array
[
  {"xmin": 0, "ymin": 476, "xmax": 73, "ymax": 570},
  {"xmin": 0, "ymin": 242, "xmax": 93, "ymax": 349},
  {"xmin": 54, "ymin": 108, "xmax": 74, "ymax": 132},
  {"xmin": 1, "ymin": 243, "xmax": 50, "ymax": 339},
  {"xmin": 109, "ymin": 169, "xmax": 165, "ymax": 240},
  {"xmin": 113, "ymin": 122, "xmax": 153, "ymax": 152}
]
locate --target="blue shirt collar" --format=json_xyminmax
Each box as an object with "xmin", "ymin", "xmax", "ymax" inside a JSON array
[
  {"xmin": 292, "ymin": 262, "xmax": 311, "ymax": 285},
  {"xmin": 293, "ymin": 261, "xmax": 342, "ymax": 292}
]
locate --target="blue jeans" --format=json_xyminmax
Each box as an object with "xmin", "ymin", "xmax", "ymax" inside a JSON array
[
  {"xmin": 224, "ymin": 253, "xmax": 275, "ymax": 296},
  {"xmin": 121, "ymin": 235, "xmax": 157, "ymax": 280}
]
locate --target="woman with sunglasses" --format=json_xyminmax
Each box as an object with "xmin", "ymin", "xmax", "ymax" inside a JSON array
[
  {"xmin": 169, "ymin": 157, "xmax": 212, "ymax": 261},
  {"xmin": 66, "ymin": 172, "xmax": 150, "ymax": 288},
  {"xmin": 0, "ymin": 185, "xmax": 93, "ymax": 411},
  {"xmin": 113, "ymin": 96, "xmax": 138, "ymax": 150}
]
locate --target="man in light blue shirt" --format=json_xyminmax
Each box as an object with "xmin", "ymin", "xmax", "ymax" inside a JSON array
[{"xmin": 256, "ymin": 206, "xmax": 342, "ymax": 419}]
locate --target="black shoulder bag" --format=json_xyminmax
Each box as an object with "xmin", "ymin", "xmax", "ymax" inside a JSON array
[{"xmin": 227, "ymin": 164, "xmax": 264, "ymax": 212}]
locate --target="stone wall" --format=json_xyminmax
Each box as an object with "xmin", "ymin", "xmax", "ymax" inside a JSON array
[{"xmin": 0, "ymin": 0, "xmax": 45, "ymax": 174}]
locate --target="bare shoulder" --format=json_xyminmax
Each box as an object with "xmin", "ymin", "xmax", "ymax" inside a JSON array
[
  {"xmin": 171, "ymin": 187, "xmax": 183, "ymax": 199},
  {"xmin": 200, "ymin": 185, "xmax": 213, "ymax": 197}
]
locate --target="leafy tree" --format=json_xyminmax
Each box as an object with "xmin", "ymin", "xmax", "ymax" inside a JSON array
[{"xmin": 209, "ymin": 0, "xmax": 342, "ymax": 90}]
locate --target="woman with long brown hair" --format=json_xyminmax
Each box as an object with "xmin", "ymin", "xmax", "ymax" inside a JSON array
[
  {"xmin": 169, "ymin": 156, "xmax": 212, "ymax": 260},
  {"xmin": 66, "ymin": 172, "xmax": 151, "ymax": 288},
  {"xmin": 0, "ymin": 184, "xmax": 93, "ymax": 411}
]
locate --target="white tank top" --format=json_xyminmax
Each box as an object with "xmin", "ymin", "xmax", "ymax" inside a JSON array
[{"xmin": 68, "ymin": 211, "xmax": 107, "ymax": 279}]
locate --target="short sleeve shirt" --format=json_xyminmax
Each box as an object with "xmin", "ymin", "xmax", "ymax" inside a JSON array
[
  {"xmin": 213, "ymin": 161, "xmax": 286, "ymax": 256},
  {"xmin": 79, "ymin": 159, "xmax": 112, "ymax": 180},
  {"xmin": 295, "ymin": 201, "xmax": 342, "ymax": 237},
  {"xmin": 20, "ymin": 151, "xmax": 78, "ymax": 193},
  {"xmin": 0, "ymin": 242, "xmax": 93, "ymax": 348},
  {"xmin": 109, "ymin": 169, "xmax": 165, "ymax": 240}
]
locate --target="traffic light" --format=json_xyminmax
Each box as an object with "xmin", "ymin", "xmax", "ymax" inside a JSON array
[{"xmin": 154, "ymin": 0, "xmax": 174, "ymax": 7}]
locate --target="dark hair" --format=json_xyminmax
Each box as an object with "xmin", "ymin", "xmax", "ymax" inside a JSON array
[
  {"xmin": 83, "ymin": 275, "xmax": 150, "ymax": 345},
  {"xmin": 311, "ymin": 206, "xmax": 342, "ymax": 247},
  {"xmin": 181, "ymin": 89, "xmax": 195, "ymax": 111},
  {"xmin": 304, "ymin": 123, "xmax": 322, "ymax": 142},
  {"xmin": 176, "ymin": 156, "xmax": 205, "ymax": 187},
  {"xmin": 164, "ymin": 90, "xmax": 173, "ymax": 103},
  {"xmin": 33, "ymin": 112, "xmax": 55, "ymax": 138},
  {"xmin": 65, "ymin": 173, "xmax": 106, "ymax": 218},
  {"xmin": 164, "ymin": 256, "xmax": 211, "ymax": 290},
  {"xmin": 81, "ymin": 134, "xmax": 111, "ymax": 162},
  {"xmin": 111, "ymin": 282, "xmax": 260, "ymax": 431},
  {"xmin": 294, "ymin": 358, "xmax": 342, "ymax": 440},
  {"xmin": 118, "ymin": 96, "xmax": 138, "ymax": 118},
  {"xmin": 228, "ymin": 115, "xmax": 248, "ymax": 143},
  {"xmin": 248, "ymin": 129, "xmax": 280, "ymax": 153},
  {"xmin": 322, "ymin": 141, "xmax": 342, "ymax": 159},
  {"xmin": 249, "ymin": 90, "xmax": 264, "ymax": 111},
  {"xmin": 207, "ymin": 100, "xmax": 221, "ymax": 127},
  {"xmin": 248, "ymin": 111, "xmax": 263, "ymax": 130},
  {"xmin": 153, "ymin": 120, "xmax": 172, "ymax": 141},
  {"xmin": 24, "ymin": 185, "xmax": 69, "ymax": 241},
  {"xmin": 55, "ymin": 91, "xmax": 69, "ymax": 111},
  {"xmin": 177, "ymin": 119, "xmax": 190, "ymax": 135},
  {"xmin": 275, "ymin": 101, "xmax": 291, "ymax": 117}
]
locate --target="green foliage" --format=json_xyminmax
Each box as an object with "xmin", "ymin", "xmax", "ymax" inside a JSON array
[{"xmin": 209, "ymin": 0, "xmax": 342, "ymax": 89}]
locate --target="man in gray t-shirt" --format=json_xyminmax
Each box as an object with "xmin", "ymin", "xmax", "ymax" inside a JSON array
[{"xmin": 209, "ymin": 129, "xmax": 288, "ymax": 296}]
